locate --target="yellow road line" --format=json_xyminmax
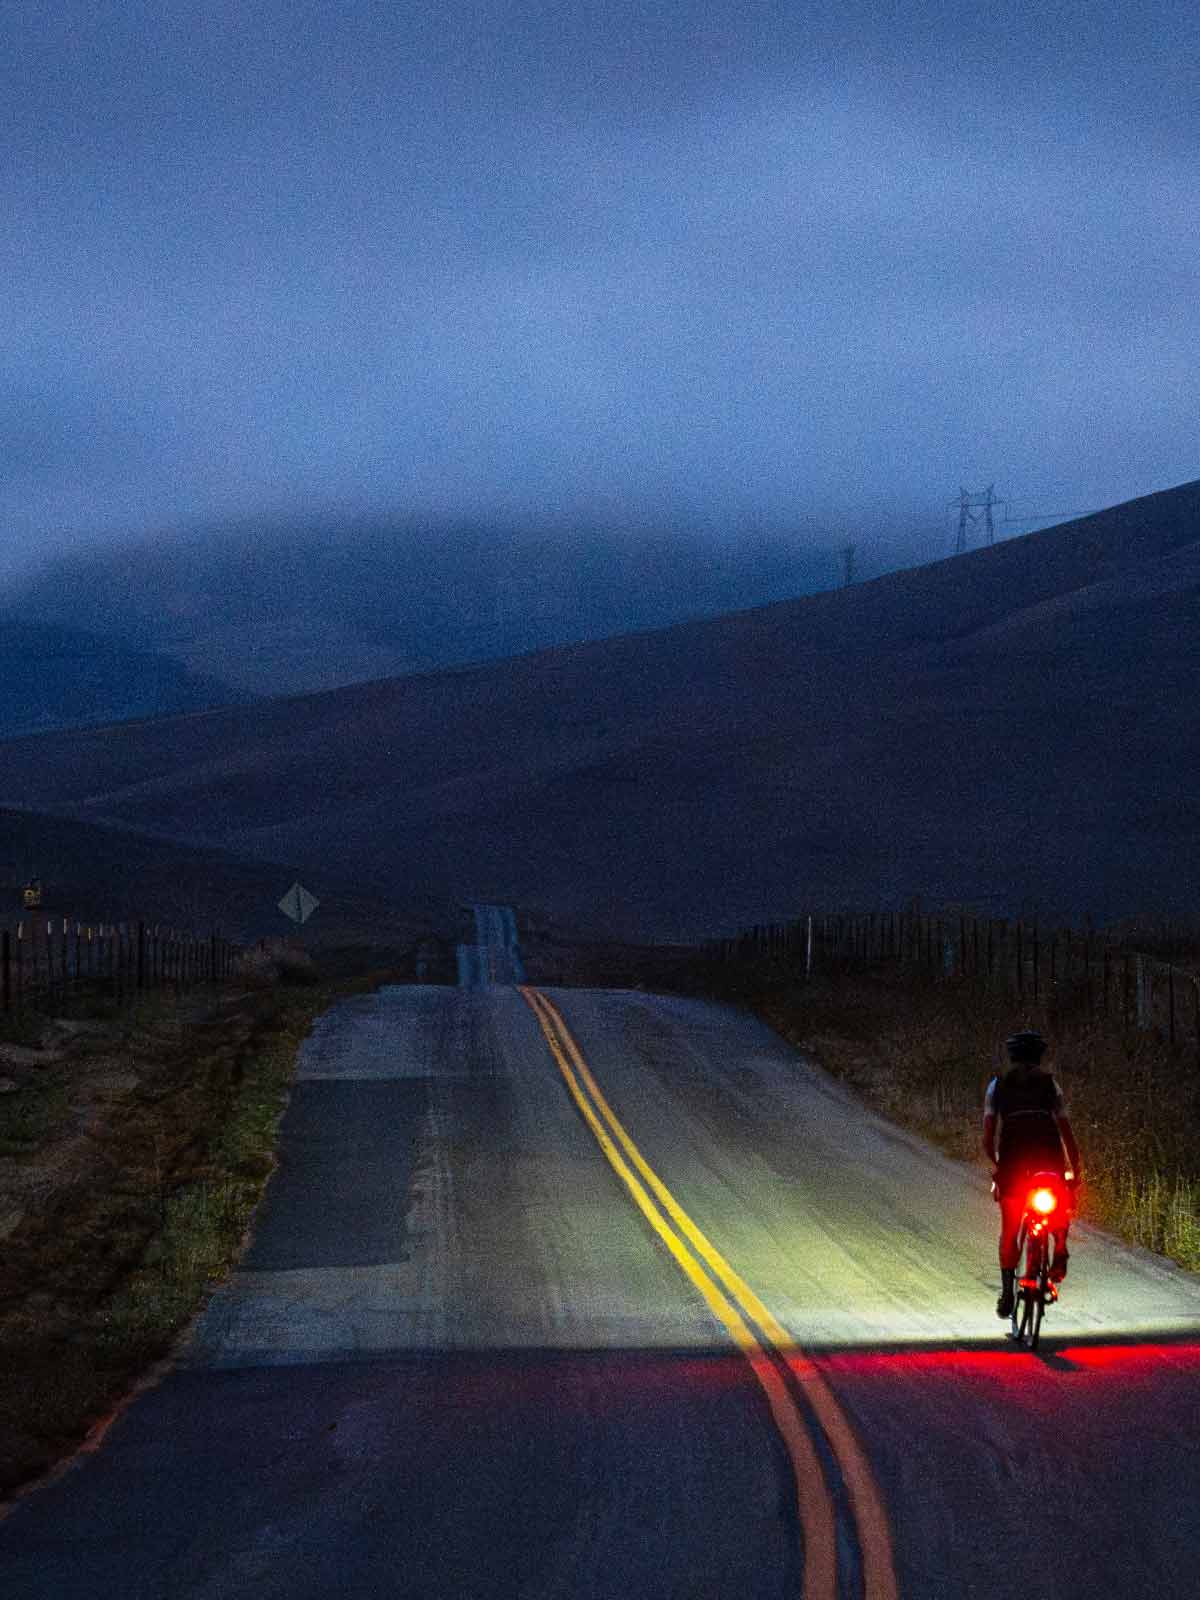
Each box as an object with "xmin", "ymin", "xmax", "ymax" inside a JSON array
[
  {"xmin": 525, "ymin": 986, "xmax": 900, "ymax": 1600},
  {"xmin": 520, "ymin": 986, "xmax": 837, "ymax": 1600}
]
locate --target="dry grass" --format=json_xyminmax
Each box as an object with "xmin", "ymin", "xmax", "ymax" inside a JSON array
[
  {"xmin": 0, "ymin": 957, "xmax": 409, "ymax": 1501},
  {"xmin": 696, "ymin": 956, "xmax": 1200, "ymax": 1275},
  {"xmin": 233, "ymin": 939, "xmax": 320, "ymax": 988}
]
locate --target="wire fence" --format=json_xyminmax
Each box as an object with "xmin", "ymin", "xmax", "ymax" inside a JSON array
[
  {"xmin": 1, "ymin": 914, "xmax": 240, "ymax": 1016},
  {"xmin": 705, "ymin": 910, "xmax": 1200, "ymax": 1065}
]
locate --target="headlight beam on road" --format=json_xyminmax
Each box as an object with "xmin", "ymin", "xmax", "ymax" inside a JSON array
[{"xmin": 522, "ymin": 985, "xmax": 899, "ymax": 1600}]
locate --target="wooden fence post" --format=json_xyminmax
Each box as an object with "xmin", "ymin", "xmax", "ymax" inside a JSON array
[{"xmin": 1136, "ymin": 957, "xmax": 1151, "ymax": 1031}]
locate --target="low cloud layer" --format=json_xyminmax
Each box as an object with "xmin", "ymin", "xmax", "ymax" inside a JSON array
[{"xmin": 4, "ymin": 2, "xmax": 1197, "ymax": 583}]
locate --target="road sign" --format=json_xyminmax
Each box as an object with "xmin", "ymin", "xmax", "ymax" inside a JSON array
[{"xmin": 278, "ymin": 882, "xmax": 319, "ymax": 924}]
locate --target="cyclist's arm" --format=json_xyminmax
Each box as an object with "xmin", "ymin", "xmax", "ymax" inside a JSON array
[
  {"xmin": 1049, "ymin": 1076, "xmax": 1081, "ymax": 1178},
  {"xmin": 982, "ymin": 1111, "xmax": 998, "ymax": 1166},
  {"xmin": 982, "ymin": 1076, "xmax": 999, "ymax": 1167},
  {"xmin": 1056, "ymin": 1112, "xmax": 1082, "ymax": 1178}
]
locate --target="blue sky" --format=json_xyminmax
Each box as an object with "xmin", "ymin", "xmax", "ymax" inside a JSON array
[{"xmin": 3, "ymin": 0, "xmax": 1197, "ymax": 584}]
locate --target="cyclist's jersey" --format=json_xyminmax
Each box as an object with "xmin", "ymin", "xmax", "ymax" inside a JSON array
[{"xmin": 984, "ymin": 1067, "xmax": 1068, "ymax": 1182}]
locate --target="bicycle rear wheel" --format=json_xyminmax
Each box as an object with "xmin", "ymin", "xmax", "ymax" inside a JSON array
[
  {"xmin": 1015, "ymin": 1291, "xmax": 1034, "ymax": 1343},
  {"xmin": 1015, "ymin": 1234, "xmax": 1044, "ymax": 1348},
  {"xmin": 1029, "ymin": 1241, "xmax": 1055, "ymax": 1351},
  {"xmin": 1027, "ymin": 1287, "xmax": 1044, "ymax": 1351},
  {"xmin": 1007, "ymin": 1218, "xmax": 1029, "ymax": 1341}
]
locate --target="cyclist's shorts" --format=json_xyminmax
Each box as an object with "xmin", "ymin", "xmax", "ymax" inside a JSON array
[{"xmin": 997, "ymin": 1165, "xmax": 1071, "ymax": 1211}]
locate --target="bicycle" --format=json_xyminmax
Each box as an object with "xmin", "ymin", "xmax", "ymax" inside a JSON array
[{"xmin": 1007, "ymin": 1171, "xmax": 1072, "ymax": 1351}]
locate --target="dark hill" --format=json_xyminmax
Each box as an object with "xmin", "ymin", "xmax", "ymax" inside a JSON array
[
  {"xmin": 0, "ymin": 618, "xmax": 244, "ymax": 738},
  {"xmin": 2, "ymin": 478, "xmax": 1197, "ymax": 938},
  {"xmin": 0, "ymin": 806, "xmax": 443, "ymax": 951}
]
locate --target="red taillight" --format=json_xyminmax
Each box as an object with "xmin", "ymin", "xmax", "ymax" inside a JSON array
[{"xmin": 1030, "ymin": 1186, "xmax": 1058, "ymax": 1216}]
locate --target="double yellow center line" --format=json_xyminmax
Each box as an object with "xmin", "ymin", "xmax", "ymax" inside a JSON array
[{"xmin": 521, "ymin": 986, "xmax": 898, "ymax": 1600}]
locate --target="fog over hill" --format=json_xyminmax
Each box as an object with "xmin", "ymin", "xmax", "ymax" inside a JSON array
[
  {"xmin": 2, "ymin": 479, "xmax": 1197, "ymax": 940},
  {"xmin": 9, "ymin": 518, "xmax": 844, "ymax": 697},
  {"xmin": 0, "ymin": 619, "xmax": 244, "ymax": 739}
]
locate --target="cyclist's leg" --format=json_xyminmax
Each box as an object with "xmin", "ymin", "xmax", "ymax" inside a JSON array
[
  {"xmin": 999, "ymin": 1191, "xmax": 1023, "ymax": 1269},
  {"xmin": 1049, "ymin": 1219, "xmax": 1070, "ymax": 1282},
  {"xmin": 997, "ymin": 1190, "xmax": 1022, "ymax": 1316}
]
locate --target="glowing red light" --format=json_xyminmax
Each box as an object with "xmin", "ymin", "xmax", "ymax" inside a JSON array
[{"xmin": 1030, "ymin": 1186, "xmax": 1058, "ymax": 1215}]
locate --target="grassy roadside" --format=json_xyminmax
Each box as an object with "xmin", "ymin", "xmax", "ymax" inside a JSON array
[
  {"xmin": 0, "ymin": 948, "xmax": 417, "ymax": 1502},
  {"xmin": 686, "ymin": 955, "xmax": 1200, "ymax": 1274}
]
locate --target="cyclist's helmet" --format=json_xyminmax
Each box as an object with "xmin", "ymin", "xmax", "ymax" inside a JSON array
[{"xmin": 1006, "ymin": 1029, "xmax": 1047, "ymax": 1063}]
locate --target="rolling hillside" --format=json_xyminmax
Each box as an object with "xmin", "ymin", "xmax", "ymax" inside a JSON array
[
  {"xmin": 0, "ymin": 619, "xmax": 244, "ymax": 738},
  {"xmin": 0, "ymin": 806, "xmax": 444, "ymax": 952},
  {"xmin": 1, "ymin": 479, "xmax": 1197, "ymax": 939}
]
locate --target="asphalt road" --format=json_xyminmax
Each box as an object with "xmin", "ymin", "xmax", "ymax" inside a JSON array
[
  {"xmin": 4, "ymin": 932, "xmax": 1200, "ymax": 1596},
  {"xmin": 457, "ymin": 904, "xmax": 526, "ymax": 988}
]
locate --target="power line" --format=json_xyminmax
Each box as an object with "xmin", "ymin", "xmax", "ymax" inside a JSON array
[
  {"xmin": 947, "ymin": 486, "xmax": 1105, "ymax": 554},
  {"xmin": 1001, "ymin": 507, "xmax": 1103, "ymax": 524}
]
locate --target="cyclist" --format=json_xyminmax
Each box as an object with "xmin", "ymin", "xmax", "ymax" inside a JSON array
[{"xmin": 983, "ymin": 1029, "xmax": 1082, "ymax": 1319}]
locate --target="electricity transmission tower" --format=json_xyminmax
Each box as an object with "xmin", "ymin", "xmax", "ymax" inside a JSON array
[
  {"xmin": 946, "ymin": 484, "xmax": 1105, "ymax": 556},
  {"xmin": 951, "ymin": 485, "xmax": 1004, "ymax": 554}
]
